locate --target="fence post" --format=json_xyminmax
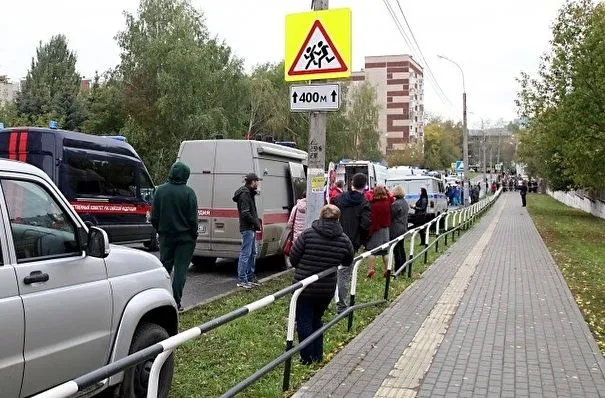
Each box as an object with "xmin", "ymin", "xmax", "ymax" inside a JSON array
[
  {"xmin": 283, "ymin": 286, "xmax": 306, "ymax": 391},
  {"xmin": 407, "ymin": 230, "xmax": 418, "ymax": 278},
  {"xmin": 347, "ymin": 258, "xmax": 364, "ymax": 332},
  {"xmin": 384, "ymin": 241, "xmax": 397, "ymax": 300},
  {"xmin": 147, "ymin": 350, "xmax": 173, "ymax": 398},
  {"xmin": 434, "ymin": 221, "xmax": 439, "ymax": 253},
  {"xmin": 444, "ymin": 213, "xmax": 451, "ymax": 246},
  {"xmin": 424, "ymin": 222, "xmax": 430, "ymax": 264}
]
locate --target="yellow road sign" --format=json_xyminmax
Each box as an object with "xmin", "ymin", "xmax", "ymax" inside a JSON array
[{"xmin": 285, "ymin": 8, "xmax": 352, "ymax": 82}]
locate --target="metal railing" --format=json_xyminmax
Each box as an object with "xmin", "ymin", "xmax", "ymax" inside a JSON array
[{"xmin": 34, "ymin": 189, "xmax": 501, "ymax": 398}]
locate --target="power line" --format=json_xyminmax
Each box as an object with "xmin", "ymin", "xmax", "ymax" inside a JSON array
[
  {"xmin": 381, "ymin": 0, "xmax": 452, "ymax": 107},
  {"xmin": 393, "ymin": 0, "xmax": 452, "ymax": 106}
]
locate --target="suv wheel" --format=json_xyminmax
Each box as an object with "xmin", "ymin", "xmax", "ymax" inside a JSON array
[{"xmin": 118, "ymin": 323, "xmax": 174, "ymax": 398}]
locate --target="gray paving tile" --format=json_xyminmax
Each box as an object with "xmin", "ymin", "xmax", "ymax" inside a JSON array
[{"xmin": 293, "ymin": 193, "xmax": 605, "ymax": 398}]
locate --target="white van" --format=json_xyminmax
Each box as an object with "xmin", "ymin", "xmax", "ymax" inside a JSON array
[
  {"xmin": 177, "ymin": 139, "xmax": 307, "ymax": 267},
  {"xmin": 335, "ymin": 160, "xmax": 388, "ymax": 190},
  {"xmin": 386, "ymin": 175, "xmax": 448, "ymax": 223}
]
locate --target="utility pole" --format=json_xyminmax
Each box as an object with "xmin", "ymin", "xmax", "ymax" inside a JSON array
[
  {"xmin": 462, "ymin": 92, "xmax": 469, "ymax": 205},
  {"xmin": 304, "ymin": 0, "xmax": 329, "ymax": 228}
]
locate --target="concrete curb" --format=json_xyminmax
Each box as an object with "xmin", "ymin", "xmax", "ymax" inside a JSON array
[{"xmin": 181, "ymin": 267, "xmax": 295, "ymax": 313}]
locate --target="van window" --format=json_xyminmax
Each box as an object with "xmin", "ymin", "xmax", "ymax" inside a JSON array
[
  {"xmin": 1, "ymin": 179, "xmax": 79, "ymax": 262},
  {"xmin": 64, "ymin": 151, "xmax": 136, "ymax": 198},
  {"xmin": 139, "ymin": 170, "xmax": 154, "ymax": 203}
]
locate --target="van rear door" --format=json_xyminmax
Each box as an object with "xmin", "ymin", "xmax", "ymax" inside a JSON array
[
  {"xmin": 179, "ymin": 141, "xmax": 217, "ymax": 252},
  {"xmin": 288, "ymin": 162, "xmax": 306, "ymax": 209}
]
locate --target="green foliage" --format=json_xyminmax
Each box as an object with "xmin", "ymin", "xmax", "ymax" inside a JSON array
[
  {"xmin": 527, "ymin": 194, "xmax": 605, "ymax": 354},
  {"xmin": 386, "ymin": 142, "xmax": 424, "ymax": 167},
  {"xmin": 516, "ymin": 0, "xmax": 605, "ymax": 190},
  {"xmin": 347, "ymin": 82, "xmax": 382, "ymax": 161},
  {"xmin": 423, "ymin": 119, "xmax": 462, "ymax": 170},
  {"xmin": 115, "ymin": 0, "xmax": 249, "ymax": 182},
  {"xmin": 16, "ymin": 35, "xmax": 85, "ymax": 130}
]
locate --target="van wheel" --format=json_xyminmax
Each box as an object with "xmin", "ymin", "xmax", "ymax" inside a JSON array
[
  {"xmin": 191, "ymin": 256, "xmax": 217, "ymax": 271},
  {"xmin": 144, "ymin": 234, "xmax": 160, "ymax": 251},
  {"xmin": 118, "ymin": 323, "xmax": 173, "ymax": 398}
]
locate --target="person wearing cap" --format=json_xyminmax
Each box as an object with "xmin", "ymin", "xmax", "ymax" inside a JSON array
[{"xmin": 232, "ymin": 173, "xmax": 262, "ymax": 288}]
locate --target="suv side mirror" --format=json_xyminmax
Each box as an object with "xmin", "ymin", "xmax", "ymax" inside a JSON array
[{"xmin": 87, "ymin": 227, "xmax": 111, "ymax": 258}]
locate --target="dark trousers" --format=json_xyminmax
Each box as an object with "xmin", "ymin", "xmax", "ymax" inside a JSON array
[
  {"xmin": 394, "ymin": 239, "xmax": 407, "ymax": 272},
  {"xmin": 414, "ymin": 215, "xmax": 427, "ymax": 245},
  {"xmin": 159, "ymin": 234, "xmax": 196, "ymax": 307},
  {"xmin": 521, "ymin": 193, "xmax": 527, "ymax": 207},
  {"xmin": 296, "ymin": 296, "xmax": 331, "ymax": 364}
]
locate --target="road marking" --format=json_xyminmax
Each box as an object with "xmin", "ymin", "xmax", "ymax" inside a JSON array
[{"xmin": 375, "ymin": 202, "xmax": 505, "ymax": 398}]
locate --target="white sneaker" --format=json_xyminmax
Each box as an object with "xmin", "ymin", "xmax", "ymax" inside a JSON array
[{"xmin": 237, "ymin": 282, "xmax": 252, "ymax": 289}]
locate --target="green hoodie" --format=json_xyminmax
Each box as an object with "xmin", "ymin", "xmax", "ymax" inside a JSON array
[{"xmin": 151, "ymin": 162, "xmax": 198, "ymax": 239}]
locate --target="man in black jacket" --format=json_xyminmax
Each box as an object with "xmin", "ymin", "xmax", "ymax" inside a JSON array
[
  {"xmin": 289, "ymin": 204, "xmax": 354, "ymax": 364},
  {"xmin": 333, "ymin": 173, "xmax": 372, "ymax": 314},
  {"xmin": 233, "ymin": 173, "xmax": 262, "ymax": 289}
]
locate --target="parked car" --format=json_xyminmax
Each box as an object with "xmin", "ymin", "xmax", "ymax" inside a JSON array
[
  {"xmin": 386, "ymin": 175, "xmax": 448, "ymax": 224},
  {"xmin": 0, "ymin": 127, "xmax": 159, "ymax": 250},
  {"xmin": 0, "ymin": 158, "xmax": 177, "ymax": 398}
]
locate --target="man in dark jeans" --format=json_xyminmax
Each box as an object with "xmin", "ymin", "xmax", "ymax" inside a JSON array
[
  {"xmin": 151, "ymin": 162, "xmax": 198, "ymax": 311},
  {"xmin": 233, "ymin": 173, "xmax": 262, "ymax": 289},
  {"xmin": 333, "ymin": 173, "xmax": 371, "ymax": 314}
]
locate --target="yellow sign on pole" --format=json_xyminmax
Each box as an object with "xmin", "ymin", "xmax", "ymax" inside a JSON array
[{"xmin": 285, "ymin": 8, "xmax": 352, "ymax": 82}]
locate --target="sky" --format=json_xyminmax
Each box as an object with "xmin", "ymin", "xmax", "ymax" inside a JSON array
[{"xmin": 0, "ymin": 0, "xmax": 567, "ymax": 128}]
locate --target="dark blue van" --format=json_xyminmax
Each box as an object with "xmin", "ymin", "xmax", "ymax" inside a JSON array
[{"xmin": 0, "ymin": 127, "xmax": 158, "ymax": 249}]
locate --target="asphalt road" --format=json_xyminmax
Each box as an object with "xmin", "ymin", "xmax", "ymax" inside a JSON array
[{"xmin": 126, "ymin": 244, "xmax": 288, "ymax": 309}]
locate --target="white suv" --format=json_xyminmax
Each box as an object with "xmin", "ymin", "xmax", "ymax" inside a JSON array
[{"xmin": 0, "ymin": 159, "xmax": 177, "ymax": 398}]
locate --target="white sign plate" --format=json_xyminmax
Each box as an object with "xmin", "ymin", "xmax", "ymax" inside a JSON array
[{"xmin": 290, "ymin": 83, "xmax": 340, "ymax": 112}]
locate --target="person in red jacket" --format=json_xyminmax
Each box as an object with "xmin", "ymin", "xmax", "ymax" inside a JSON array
[
  {"xmin": 366, "ymin": 185, "xmax": 392, "ymax": 278},
  {"xmin": 329, "ymin": 180, "xmax": 344, "ymax": 204},
  {"xmin": 365, "ymin": 184, "xmax": 395, "ymax": 203}
]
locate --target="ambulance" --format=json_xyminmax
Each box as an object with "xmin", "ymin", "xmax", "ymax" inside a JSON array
[{"xmin": 177, "ymin": 139, "xmax": 307, "ymax": 268}]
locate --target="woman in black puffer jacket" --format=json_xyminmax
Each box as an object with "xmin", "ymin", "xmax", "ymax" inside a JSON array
[{"xmin": 289, "ymin": 204, "xmax": 354, "ymax": 364}]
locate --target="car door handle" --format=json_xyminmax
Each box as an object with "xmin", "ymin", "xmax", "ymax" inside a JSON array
[{"xmin": 24, "ymin": 271, "xmax": 50, "ymax": 285}]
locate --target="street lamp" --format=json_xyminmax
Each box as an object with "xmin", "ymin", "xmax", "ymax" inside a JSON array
[{"xmin": 438, "ymin": 54, "xmax": 469, "ymax": 205}]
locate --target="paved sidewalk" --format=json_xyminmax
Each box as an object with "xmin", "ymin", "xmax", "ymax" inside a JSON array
[{"xmin": 294, "ymin": 192, "xmax": 605, "ymax": 397}]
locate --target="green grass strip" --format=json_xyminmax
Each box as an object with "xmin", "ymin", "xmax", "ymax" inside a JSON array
[{"xmin": 526, "ymin": 194, "xmax": 605, "ymax": 354}]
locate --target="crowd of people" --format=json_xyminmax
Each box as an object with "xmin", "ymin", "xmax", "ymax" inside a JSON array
[{"xmin": 284, "ymin": 173, "xmax": 433, "ymax": 364}]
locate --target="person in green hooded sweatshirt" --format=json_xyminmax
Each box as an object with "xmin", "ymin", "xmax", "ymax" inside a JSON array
[{"xmin": 151, "ymin": 162, "xmax": 198, "ymax": 311}]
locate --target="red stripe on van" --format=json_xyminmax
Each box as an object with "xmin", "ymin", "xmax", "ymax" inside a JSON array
[
  {"xmin": 8, "ymin": 133, "xmax": 18, "ymax": 160},
  {"xmin": 198, "ymin": 208, "xmax": 289, "ymax": 225},
  {"xmin": 263, "ymin": 212, "xmax": 289, "ymax": 224},
  {"xmin": 18, "ymin": 132, "xmax": 28, "ymax": 162}
]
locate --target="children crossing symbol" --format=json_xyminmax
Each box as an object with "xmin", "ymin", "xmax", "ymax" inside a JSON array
[{"xmin": 288, "ymin": 20, "xmax": 347, "ymax": 77}]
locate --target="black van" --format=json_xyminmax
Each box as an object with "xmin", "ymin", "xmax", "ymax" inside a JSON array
[{"xmin": 0, "ymin": 127, "xmax": 158, "ymax": 249}]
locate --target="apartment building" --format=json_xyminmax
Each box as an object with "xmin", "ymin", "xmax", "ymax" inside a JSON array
[
  {"xmin": 350, "ymin": 55, "xmax": 424, "ymax": 155},
  {"xmin": 0, "ymin": 76, "xmax": 19, "ymax": 104}
]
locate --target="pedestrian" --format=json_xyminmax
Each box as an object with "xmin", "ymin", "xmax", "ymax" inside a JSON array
[
  {"xmin": 287, "ymin": 191, "xmax": 307, "ymax": 243},
  {"xmin": 151, "ymin": 161, "xmax": 198, "ymax": 312},
  {"xmin": 233, "ymin": 173, "xmax": 262, "ymax": 289},
  {"xmin": 289, "ymin": 204, "xmax": 354, "ymax": 365},
  {"xmin": 520, "ymin": 180, "xmax": 528, "ymax": 207},
  {"xmin": 329, "ymin": 180, "xmax": 344, "ymax": 204},
  {"xmin": 366, "ymin": 185, "xmax": 392, "ymax": 278},
  {"xmin": 411, "ymin": 188, "xmax": 429, "ymax": 245},
  {"xmin": 333, "ymin": 173, "xmax": 371, "ymax": 314},
  {"xmin": 390, "ymin": 185, "xmax": 409, "ymax": 273}
]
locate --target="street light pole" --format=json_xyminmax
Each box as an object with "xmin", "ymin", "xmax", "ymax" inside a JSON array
[{"xmin": 438, "ymin": 54, "xmax": 469, "ymax": 205}]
